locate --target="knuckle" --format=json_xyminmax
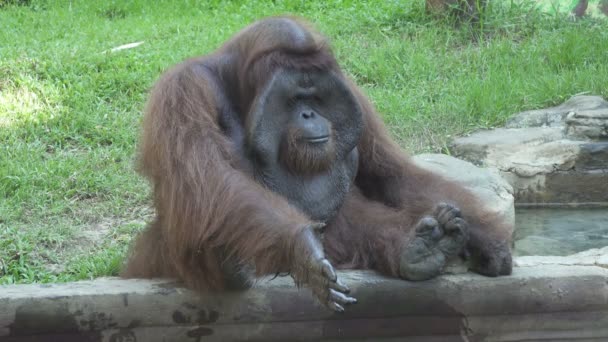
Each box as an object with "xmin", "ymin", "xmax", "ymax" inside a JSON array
[{"xmin": 420, "ymin": 216, "xmax": 438, "ymax": 227}]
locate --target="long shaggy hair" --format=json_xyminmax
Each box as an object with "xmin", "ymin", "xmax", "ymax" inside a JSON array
[{"xmin": 279, "ymin": 127, "xmax": 336, "ymax": 175}]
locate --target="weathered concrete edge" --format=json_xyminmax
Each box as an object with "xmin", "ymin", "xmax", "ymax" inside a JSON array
[
  {"xmin": 515, "ymin": 201, "xmax": 608, "ymax": 208},
  {"xmin": 1, "ymin": 264, "xmax": 607, "ymax": 341}
]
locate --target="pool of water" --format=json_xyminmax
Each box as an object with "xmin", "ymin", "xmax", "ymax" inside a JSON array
[{"xmin": 514, "ymin": 208, "xmax": 608, "ymax": 256}]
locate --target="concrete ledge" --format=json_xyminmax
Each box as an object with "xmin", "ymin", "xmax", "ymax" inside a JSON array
[{"xmin": 1, "ymin": 264, "xmax": 608, "ymax": 341}]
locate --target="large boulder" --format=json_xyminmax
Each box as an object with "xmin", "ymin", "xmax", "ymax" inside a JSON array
[
  {"xmin": 515, "ymin": 246, "xmax": 608, "ymax": 269},
  {"xmin": 451, "ymin": 95, "xmax": 608, "ymax": 205},
  {"xmin": 507, "ymin": 95, "xmax": 608, "ymax": 140}
]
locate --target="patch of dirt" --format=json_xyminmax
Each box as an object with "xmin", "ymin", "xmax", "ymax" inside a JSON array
[{"xmin": 40, "ymin": 205, "xmax": 154, "ymax": 275}]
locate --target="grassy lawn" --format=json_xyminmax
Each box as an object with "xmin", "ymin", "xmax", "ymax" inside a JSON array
[{"xmin": 1, "ymin": 0, "xmax": 607, "ymax": 285}]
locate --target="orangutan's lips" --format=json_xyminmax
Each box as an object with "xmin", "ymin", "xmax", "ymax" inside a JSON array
[{"xmin": 305, "ymin": 136, "xmax": 329, "ymax": 144}]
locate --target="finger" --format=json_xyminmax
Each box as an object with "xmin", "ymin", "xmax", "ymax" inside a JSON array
[
  {"xmin": 419, "ymin": 216, "xmax": 438, "ymax": 230},
  {"xmin": 329, "ymin": 288, "xmax": 357, "ymax": 305},
  {"xmin": 415, "ymin": 217, "xmax": 441, "ymax": 241},
  {"xmin": 451, "ymin": 206, "xmax": 461, "ymax": 217},
  {"xmin": 320, "ymin": 259, "xmax": 337, "ymax": 282},
  {"xmin": 311, "ymin": 222, "xmax": 326, "ymax": 234},
  {"xmin": 308, "ymin": 279, "xmax": 342, "ymax": 312},
  {"xmin": 430, "ymin": 225, "xmax": 443, "ymax": 240},
  {"xmin": 307, "ymin": 269, "xmax": 350, "ymax": 295},
  {"xmin": 438, "ymin": 205, "xmax": 460, "ymax": 224},
  {"xmin": 437, "ymin": 208, "xmax": 449, "ymax": 224},
  {"xmin": 328, "ymin": 301, "xmax": 345, "ymax": 313},
  {"xmin": 433, "ymin": 202, "xmax": 449, "ymax": 217},
  {"xmin": 416, "ymin": 217, "xmax": 439, "ymax": 233},
  {"xmin": 308, "ymin": 272, "xmax": 350, "ymax": 295},
  {"xmin": 445, "ymin": 217, "xmax": 468, "ymax": 236},
  {"xmin": 328, "ymin": 277, "xmax": 350, "ymax": 294}
]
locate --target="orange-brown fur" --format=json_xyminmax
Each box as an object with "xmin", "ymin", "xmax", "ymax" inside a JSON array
[
  {"xmin": 122, "ymin": 16, "xmax": 512, "ymax": 291},
  {"xmin": 280, "ymin": 126, "xmax": 336, "ymax": 175}
]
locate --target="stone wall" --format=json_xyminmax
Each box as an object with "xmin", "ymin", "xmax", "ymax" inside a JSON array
[
  {"xmin": 3, "ymin": 96, "xmax": 608, "ymax": 341},
  {"xmin": 451, "ymin": 95, "xmax": 608, "ymax": 206},
  {"xmin": 1, "ymin": 259, "xmax": 608, "ymax": 341}
]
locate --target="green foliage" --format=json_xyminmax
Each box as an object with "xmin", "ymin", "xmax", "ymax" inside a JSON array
[
  {"xmin": 0, "ymin": 0, "xmax": 31, "ymax": 8},
  {"xmin": 1, "ymin": 0, "xmax": 607, "ymax": 284}
]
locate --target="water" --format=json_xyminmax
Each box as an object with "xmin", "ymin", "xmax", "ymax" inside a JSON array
[{"xmin": 514, "ymin": 208, "xmax": 608, "ymax": 256}]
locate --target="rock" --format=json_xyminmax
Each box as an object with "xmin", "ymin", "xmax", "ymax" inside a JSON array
[
  {"xmin": 448, "ymin": 127, "xmax": 566, "ymax": 166},
  {"xmin": 2, "ymin": 267, "xmax": 608, "ymax": 341},
  {"xmin": 504, "ymin": 94, "xmax": 608, "ymax": 143},
  {"xmin": 451, "ymin": 95, "xmax": 608, "ymax": 205},
  {"xmin": 515, "ymin": 246, "xmax": 608, "ymax": 269},
  {"xmin": 506, "ymin": 95, "xmax": 608, "ymax": 134},
  {"xmin": 565, "ymin": 108, "xmax": 608, "ymax": 139},
  {"xmin": 412, "ymin": 153, "xmax": 515, "ymax": 226}
]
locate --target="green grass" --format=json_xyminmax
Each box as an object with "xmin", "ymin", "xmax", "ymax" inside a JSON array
[
  {"xmin": 1, "ymin": 0, "xmax": 607, "ymax": 284},
  {"xmin": 536, "ymin": 0, "xmax": 608, "ymax": 17}
]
